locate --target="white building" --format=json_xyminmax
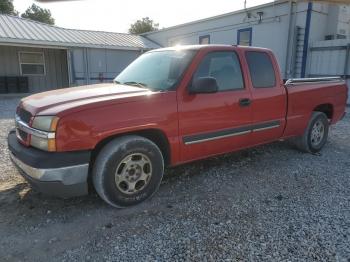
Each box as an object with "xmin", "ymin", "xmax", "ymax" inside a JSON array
[
  {"xmin": 144, "ymin": 0, "xmax": 350, "ymax": 79},
  {"xmin": 0, "ymin": 14, "xmax": 160, "ymax": 94}
]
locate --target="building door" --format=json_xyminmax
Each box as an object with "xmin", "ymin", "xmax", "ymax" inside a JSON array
[{"xmin": 70, "ymin": 48, "xmax": 140, "ymax": 86}]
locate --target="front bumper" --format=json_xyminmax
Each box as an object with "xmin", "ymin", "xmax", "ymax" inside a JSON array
[{"xmin": 8, "ymin": 130, "xmax": 91, "ymax": 198}]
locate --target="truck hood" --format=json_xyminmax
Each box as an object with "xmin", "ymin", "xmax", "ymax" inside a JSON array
[{"xmin": 21, "ymin": 83, "xmax": 152, "ymax": 116}]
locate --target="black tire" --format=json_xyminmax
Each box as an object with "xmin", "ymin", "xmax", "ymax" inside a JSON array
[
  {"xmin": 92, "ymin": 135, "xmax": 164, "ymax": 208},
  {"xmin": 291, "ymin": 112, "xmax": 329, "ymax": 153}
]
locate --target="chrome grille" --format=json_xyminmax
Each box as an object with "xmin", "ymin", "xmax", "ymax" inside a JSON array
[
  {"xmin": 16, "ymin": 128, "xmax": 28, "ymax": 142},
  {"xmin": 17, "ymin": 107, "xmax": 32, "ymax": 124},
  {"xmin": 16, "ymin": 107, "xmax": 32, "ymax": 144}
]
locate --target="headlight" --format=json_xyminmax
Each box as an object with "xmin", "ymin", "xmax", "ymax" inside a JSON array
[
  {"xmin": 32, "ymin": 116, "xmax": 59, "ymax": 132},
  {"xmin": 30, "ymin": 116, "xmax": 59, "ymax": 151}
]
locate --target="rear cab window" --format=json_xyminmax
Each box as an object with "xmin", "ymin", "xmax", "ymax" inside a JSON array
[
  {"xmin": 245, "ymin": 51, "xmax": 276, "ymax": 88},
  {"xmin": 192, "ymin": 51, "xmax": 244, "ymax": 91}
]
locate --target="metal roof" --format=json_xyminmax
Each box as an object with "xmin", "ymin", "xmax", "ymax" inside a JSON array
[{"xmin": 0, "ymin": 14, "xmax": 161, "ymax": 50}]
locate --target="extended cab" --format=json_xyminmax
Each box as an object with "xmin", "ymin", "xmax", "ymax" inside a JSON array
[{"xmin": 8, "ymin": 45, "xmax": 348, "ymax": 207}]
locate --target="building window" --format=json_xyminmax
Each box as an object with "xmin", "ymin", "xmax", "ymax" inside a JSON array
[
  {"xmin": 199, "ymin": 35, "xmax": 210, "ymax": 45},
  {"xmin": 237, "ymin": 28, "xmax": 252, "ymax": 46},
  {"xmin": 19, "ymin": 52, "xmax": 45, "ymax": 76}
]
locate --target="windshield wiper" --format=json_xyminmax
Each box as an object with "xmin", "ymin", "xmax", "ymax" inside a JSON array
[{"xmin": 123, "ymin": 81, "xmax": 148, "ymax": 89}]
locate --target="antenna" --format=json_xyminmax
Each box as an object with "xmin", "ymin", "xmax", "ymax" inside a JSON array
[{"xmin": 244, "ymin": 0, "xmax": 250, "ymax": 20}]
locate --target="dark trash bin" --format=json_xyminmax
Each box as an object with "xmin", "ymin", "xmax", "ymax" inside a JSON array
[
  {"xmin": 18, "ymin": 77, "xmax": 29, "ymax": 93},
  {"xmin": 0, "ymin": 77, "xmax": 6, "ymax": 93},
  {"xmin": 6, "ymin": 77, "xmax": 18, "ymax": 93}
]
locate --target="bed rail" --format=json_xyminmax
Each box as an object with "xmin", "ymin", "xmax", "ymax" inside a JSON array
[{"xmin": 285, "ymin": 77, "xmax": 344, "ymax": 86}]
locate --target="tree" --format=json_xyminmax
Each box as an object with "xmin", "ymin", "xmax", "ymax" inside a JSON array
[
  {"xmin": 0, "ymin": 0, "xmax": 18, "ymax": 15},
  {"xmin": 129, "ymin": 17, "xmax": 159, "ymax": 35},
  {"xmin": 21, "ymin": 4, "xmax": 55, "ymax": 25}
]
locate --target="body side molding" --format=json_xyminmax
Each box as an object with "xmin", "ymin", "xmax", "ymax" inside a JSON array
[{"xmin": 183, "ymin": 120, "xmax": 280, "ymax": 145}]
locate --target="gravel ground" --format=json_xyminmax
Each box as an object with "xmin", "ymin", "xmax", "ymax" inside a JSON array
[
  {"xmin": 0, "ymin": 97, "xmax": 349, "ymax": 262},
  {"xmin": 0, "ymin": 98, "xmax": 21, "ymax": 183}
]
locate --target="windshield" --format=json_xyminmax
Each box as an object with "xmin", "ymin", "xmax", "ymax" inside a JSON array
[{"xmin": 114, "ymin": 50, "xmax": 196, "ymax": 91}]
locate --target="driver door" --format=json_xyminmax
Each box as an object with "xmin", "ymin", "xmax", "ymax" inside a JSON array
[{"xmin": 177, "ymin": 50, "xmax": 253, "ymax": 162}]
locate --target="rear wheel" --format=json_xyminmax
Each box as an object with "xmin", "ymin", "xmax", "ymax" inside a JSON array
[
  {"xmin": 291, "ymin": 112, "xmax": 329, "ymax": 153},
  {"xmin": 92, "ymin": 135, "xmax": 164, "ymax": 208}
]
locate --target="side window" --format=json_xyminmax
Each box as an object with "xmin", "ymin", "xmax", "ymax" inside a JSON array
[
  {"xmin": 193, "ymin": 52, "xmax": 244, "ymax": 91},
  {"xmin": 245, "ymin": 51, "xmax": 276, "ymax": 88}
]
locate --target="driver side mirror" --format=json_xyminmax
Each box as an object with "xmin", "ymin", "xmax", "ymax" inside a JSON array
[{"xmin": 189, "ymin": 77, "xmax": 218, "ymax": 94}]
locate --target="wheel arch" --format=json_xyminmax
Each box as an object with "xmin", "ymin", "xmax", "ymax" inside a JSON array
[
  {"xmin": 90, "ymin": 128, "xmax": 171, "ymax": 168},
  {"xmin": 313, "ymin": 103, "xmax": 334, "ymax": 120}
]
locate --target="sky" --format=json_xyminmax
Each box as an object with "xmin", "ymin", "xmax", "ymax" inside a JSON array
[{"xmin": 13, "ymin": 0, "xmax": 271, "ymax": 33}]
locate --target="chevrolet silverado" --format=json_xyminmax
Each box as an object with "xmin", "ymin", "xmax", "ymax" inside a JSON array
[{"xmin": 8, "ymin": 45, "xmax": 348, "ymax": 208}]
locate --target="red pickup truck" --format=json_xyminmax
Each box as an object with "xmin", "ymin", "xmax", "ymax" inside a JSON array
[{"xmin": 8, "ymin": 45, "xmax": 348, "ymax": 208}]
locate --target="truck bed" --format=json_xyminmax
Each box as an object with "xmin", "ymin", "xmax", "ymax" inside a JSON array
[{"xmin": 283, "ymin": 77, "xmax": 348, "ymax": 138}]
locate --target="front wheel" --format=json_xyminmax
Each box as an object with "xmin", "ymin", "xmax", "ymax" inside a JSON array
[
  {"xmin": 291, "ymin": 112, "xmax": 329, "ymax": 153},
  {"xmin": 92, "ymin": 135, "xmax": 164, "ymax": 208}
]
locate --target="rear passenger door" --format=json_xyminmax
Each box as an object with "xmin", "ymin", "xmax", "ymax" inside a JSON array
[
  {"xmin": 178, "ymin": 50, "xmax": 253, "ymax": 162},
  {"xmin": 244, "ymin": 51, "xmax": 287, "ymax": 144}
]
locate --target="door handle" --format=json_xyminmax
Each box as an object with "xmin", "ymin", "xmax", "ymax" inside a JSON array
[{"xmin": 239, "ymin": 98, "xmax": 251, "ymax": 107}]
